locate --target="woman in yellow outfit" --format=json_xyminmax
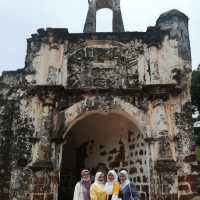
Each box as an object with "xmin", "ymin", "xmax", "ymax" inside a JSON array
[
  {"xmin": 105, "ymin": 170, "xmax": 121, "ymax": 200},
  {"xmin": 90, "ymin": 172, "xmax": 107, "ymax": 200}
]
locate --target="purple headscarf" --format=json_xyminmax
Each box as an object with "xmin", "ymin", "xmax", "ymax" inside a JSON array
[{"xmin": 80, "ymin": 169, "xmax": 91, "ymax": 200}]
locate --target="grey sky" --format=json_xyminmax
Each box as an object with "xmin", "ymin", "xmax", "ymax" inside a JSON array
[{"xmin": 0, "ymin": 0, "xmax": 199, "ymax": 74}]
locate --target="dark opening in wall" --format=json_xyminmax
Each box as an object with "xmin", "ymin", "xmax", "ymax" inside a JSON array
[{"xmin": 58, "ymin": 113, "xmax": 149, "ymax": 200}]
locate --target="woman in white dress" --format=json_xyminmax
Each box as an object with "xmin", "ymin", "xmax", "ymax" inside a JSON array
[
  {"xmin": 73, "ymin": 169, "xmax": 91, "ymax": 200},
  {"xmin": 105, "ymin": 170, "xmax": 121, "ymax": 200}
]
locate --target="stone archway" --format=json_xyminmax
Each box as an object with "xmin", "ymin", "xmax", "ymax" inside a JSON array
[
  {"xmin": 62, "ymin": 97, "xmax": 147, "ymax": 136},
  {"xmin": 57, "ymin": 96, "xmax": 150, "ymax": 200}
]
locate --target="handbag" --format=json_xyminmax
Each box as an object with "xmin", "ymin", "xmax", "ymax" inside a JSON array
[{"xmin": 128, "ymin": 183, "xmax": 134, "ymax": 200}]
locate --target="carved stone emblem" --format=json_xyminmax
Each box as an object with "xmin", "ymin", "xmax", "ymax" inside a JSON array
[{"xmin": 67, "ymin": 41, "xmax": 141, "ymax": 89}]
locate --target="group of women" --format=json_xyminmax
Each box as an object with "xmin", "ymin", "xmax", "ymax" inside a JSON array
[{"xmin": 73, "ymin": 169, "xmax": 139, "ymax": 200}]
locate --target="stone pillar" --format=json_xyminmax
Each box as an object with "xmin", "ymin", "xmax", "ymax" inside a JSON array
[
  {"xmin": 156, "ymin": 10, "xmax": 200, "ymax": 199},
  {"xmin": 84, "ymin": 0, "xmax": 96, "ymax": 33},
  {"xmin": 112, "ymin": 0, "xmax": 125, "ymax": 32},
  {"xmin": 32, "ymin": 97, "xmax": 54, "ymax": 164},
  {"xmin": 148, "ymin": 99, "xmax": 178, "ymax": 199},
  {"xmin": 30, "ymin": 96, "xmax": 59, "ymax": 200}
]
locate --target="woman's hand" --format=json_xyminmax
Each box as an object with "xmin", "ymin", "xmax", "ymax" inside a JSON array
[{"xmin": 111, "ymin": 195, "xmax": 119, "ymax": 200}]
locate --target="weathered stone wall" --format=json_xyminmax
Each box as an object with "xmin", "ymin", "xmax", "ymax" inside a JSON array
[
  {"xmin": 0, "ymin": 7, "xmax": 199, "ymax": 200},
  {"xmin": 0, "ymin": 98, "xmax": 14, "ymax": 199},
  {"xmin": 22, "ymin": 29, "xmax": 181, "ymax": 87}
]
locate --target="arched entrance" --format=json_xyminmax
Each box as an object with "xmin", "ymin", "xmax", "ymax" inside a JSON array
[{"xmin": 57, "ymin": 97, "xmax": 150, "ymax": 200}]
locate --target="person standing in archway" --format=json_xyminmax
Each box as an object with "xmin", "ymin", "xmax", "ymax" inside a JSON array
[
  {"xmin": 73, "ymin": 169, "xmax": 91, "ymax": 200},
  {"xmin": 105, "ymin": 170, "xmax": 121, "ymax": 200},
  {"xmin": 90, "ymin": 172, "xmax": 107, "ymax": 200},
  {"xmin": 119, "ymin": 170, "xmax": 139, "ymax": 200}
]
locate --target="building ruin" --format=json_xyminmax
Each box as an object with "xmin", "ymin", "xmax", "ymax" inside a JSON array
[{"xmin": 0, "ymin": 0, "xmax": 200, "ymax": 199}]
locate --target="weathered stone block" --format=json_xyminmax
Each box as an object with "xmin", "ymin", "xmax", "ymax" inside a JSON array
[{"xmin": 33, "ymin": 194, "xmax": 45, "ymax": 200}]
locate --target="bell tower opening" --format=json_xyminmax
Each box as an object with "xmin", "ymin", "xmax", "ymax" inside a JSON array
[
  {"xmin": 84, "ymin": 0, "xmax": 125, "ymax": 32},
  {"xmin": 58, "ymin": 112, "xmax": 149, "ymax": 200},
  {"xmin": 96, "ymin": 8, "xmax": 113, "ymax": 32}
]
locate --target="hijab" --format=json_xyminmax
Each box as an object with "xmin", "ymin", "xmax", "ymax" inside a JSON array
[
  {"xmin": 119, "ymin": 170, "xmax": 130, "ymax": 190},
  {"xmin": 94, "ymin": 172, "xmax": 106, "ymax": 191},
  {"xmin": 80, "ymin": 169, "xmax": 91, "ymax": 200},
  {"xmin": 105, "ymin": 170, "xmax": 118, "ymax": 195},
  {"xmin": 80, "ymin": 170, "xmax": 91, "ymax": 188}
]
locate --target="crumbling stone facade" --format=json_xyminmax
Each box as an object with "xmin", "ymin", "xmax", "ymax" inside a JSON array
[{"xmin": 0, "ymin": 0, "xmax": 200, "ymax": 199}]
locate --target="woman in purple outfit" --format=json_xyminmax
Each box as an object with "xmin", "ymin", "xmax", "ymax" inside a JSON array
[{"xmin": 73, "ymin": 169, "xmax": 91, "ymax": 200}]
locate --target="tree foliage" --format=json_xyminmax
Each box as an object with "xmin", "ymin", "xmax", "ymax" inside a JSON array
[
  {"xmin": 192, "ymin": 67, "xmax": 200, "ymax": 113},
  {"xmin": 192, "ymin": 66, "xmax": 200, "ymax": 153}
]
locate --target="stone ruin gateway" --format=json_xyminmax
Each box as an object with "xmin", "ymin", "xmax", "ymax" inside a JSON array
[{"xmin": 0, "ymin": 0, "xmax": 200, "ymax": 199}]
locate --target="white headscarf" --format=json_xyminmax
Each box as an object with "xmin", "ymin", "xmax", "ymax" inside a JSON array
[
  {"xmin": 119, "ymin": 170, "xmax": 130, "ymax": 190},
  {"xmin": 105, "ymin": 170, "xmax": 118, "ymax": 195},
  {"xmin": 94, "ymin": 172, "xmax": 106, "ymax": 191}
]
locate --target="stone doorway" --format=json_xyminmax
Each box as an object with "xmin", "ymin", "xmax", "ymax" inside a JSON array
[{"xmin": 58, "ymin": 112, "xmax": 150, "ymax": 200}]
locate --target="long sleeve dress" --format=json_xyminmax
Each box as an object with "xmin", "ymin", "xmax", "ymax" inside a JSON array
[
  {"xmin": 121, "ymin": 183, "xmax": 139, "ymax": 200},
  {"xmin": 107, "ymin": 182, "xmax": 121, "ymax": 200},
  {"xmin": 90, "ymin": 183, "xmax": 107, "ymax": 200},
  {"xmin": 73, "ymin": 182, "xmax": 90, "ymax": 200}
]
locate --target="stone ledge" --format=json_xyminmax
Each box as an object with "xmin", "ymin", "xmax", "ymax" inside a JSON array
[
  {"xmin": 50, "ymin": 137, "xmax": 64, "ymax": 144},
  {"xmin": 26, "ymin": 83, "xmax": 181, "ymax": 97},
  {"xmin": 180, "ymin": 194, "xmax": 200, "ymax": 200},
  {"xmin": 29, "ymin": 161, "xmax": 53, "ymax": 171}
]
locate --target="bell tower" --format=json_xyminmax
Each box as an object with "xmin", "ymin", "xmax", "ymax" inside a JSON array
[{"xmin": 84, "ymin": 0, "xmax": 125, "ymax": 32}]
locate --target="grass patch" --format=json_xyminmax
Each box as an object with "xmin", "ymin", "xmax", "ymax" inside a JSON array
[{"xmin": 196, "ymin": 146, "xmax": 200, "ymax": 161}]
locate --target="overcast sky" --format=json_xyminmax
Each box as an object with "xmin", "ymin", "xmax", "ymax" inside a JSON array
[{"xmin": 0, "ymin": 0, "xmax": 199, "ymax": 74}]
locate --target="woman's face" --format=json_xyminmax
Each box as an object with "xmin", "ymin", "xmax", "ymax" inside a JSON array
[
  {"xmin": 119, "ymin": 174, "xmax": 126, "ymax": 183},
  {"xmin": 108, "ymin": 173, "xmax": 114, "ymax": 182},
  {"xmin": 98, "ymin": 174, "xmax": 105, "ymax": 183},
  {"xmin": 82, "ymin": 174, "xmax": 90, "ymax": 182}
]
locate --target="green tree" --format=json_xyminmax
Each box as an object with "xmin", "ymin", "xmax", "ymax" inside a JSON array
[
  {"xmin": 192, "ymin": 66, "xmax": 200, "ymax": 113},
  {"xmin": 192, "ymin": 65, "xmax": 200, "ymax": 160}
]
